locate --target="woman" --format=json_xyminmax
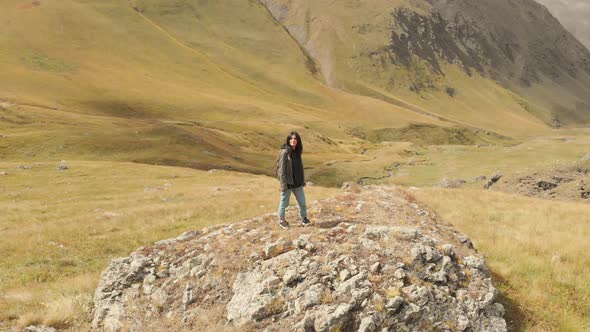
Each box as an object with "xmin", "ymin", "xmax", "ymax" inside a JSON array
[{"xmin": 276, "ymin": 131, "xmax": 311, "ymax": 229}]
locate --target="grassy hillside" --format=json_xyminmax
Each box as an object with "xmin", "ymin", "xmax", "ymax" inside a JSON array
[
  {"xmin": 6, "ymin": 0, "xmax": 583, "ymax": 186},
  {"xmin": 1, "ymin": 0, "xmax": 469, "ymax": 180}
]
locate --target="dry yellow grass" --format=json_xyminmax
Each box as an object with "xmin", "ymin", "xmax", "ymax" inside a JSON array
[
  {"xmin": 0, "ymin": 161, "xmax": 338, "ymax": 329},
  {"xmin": 382, "ymin": 132, "xmax": 590, "ymax": 187},
  {"xmin": 413, "ymin": 188, "xmax": 590, "ymax": 331}
]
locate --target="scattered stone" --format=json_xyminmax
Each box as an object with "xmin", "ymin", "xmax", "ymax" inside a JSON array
[
  {"xmin": 226, "ymin": 271, "xmax": 283, "ymax": 325},
  {"xmin": 457, "ymin": 315, "xmax": 470, "ymax": 331},
  {"xmin": 536, "ymin": 181, "xmax": 557, "ymax": 191},
  {"xmin": 385, "ymin": 296, "xmax": 404, "ymax": 313},
  {"xmin": 464, "ymin": 256, "xmax": 487, "ymax": 271},
  {"xmin": 24, "ymin": 326, "xmax": 56, "ymax": 332},
  {"xmin": 144, "ymin": 185, "xmax": 168, "ymax": 192},
  {"xmin": 457, "ymin": 235, "xmax": 473, "ymax": 248},
  {"xmin": 295, "ymin": 284, "xmax": 325, "ymax": 312},
  {"xmin": 358, "ymin": 315, "xmax": 377, "ymax": 332},
  {"xmin": 581, "ymin": 153, "xmax": 590, "ymax": 161},
  {"xmin": 156, "ymin": 268, "xmax": 169, "ymax": 278},
  {"xmin": 0, "ymin": 170, "xmax": 7, "ymax": 176},
  {"xmin": 370, "ymin": 262, "xmax": 381, "ymax": 273},
  {"xmin": 283, "ymin": 268, "xmax": 300, "ymax": 285},
  {"xmin": 293, "ymin": 234, "xmax": 315, "ymax": 252},
  {"xmin": 176, "ymin": 230, "xmax": 199, "ymax": 242},
  {"xmin": 341, "ymin": 182, "xmax": 362, "ymax": 193},
  {"xmin": 402, "ymin": 302, "xmax": 421, "ymax": 321},
  {"xmin": 18, "ymin": 165, "xmax": 32, "ymax": 170},
  {"xmin": 101, "ymin": 211, "xmax": 119, "ymax": 219},
  {"xmin": 393, "ymin": 268, "xmax": 406, "ymax": 280},
  {"xmin": 142, "ymin": 274, "xmax": 157, "ymax": 295},
  {"xmin": 314, "ymin": 303, "xmax": 354, "ymax": 332},
  {"xmin": 57, "ymin": 160, "xmax": 69, "ymax": 171},
  {"xmin": 264, "ymin": 238, "xmax": 293, "ymax": 259},
  {"xmin": 484, "ymin": 172, "xmax": 503, "ymax": 189},
  {"xmin": 390, "ymin": 226, "xmax": 419, "ymax": 240},
  {"xmin": 48, "ymin": 241, "xmax": 66, "ymax": 249},
  {"xmin": 411, "ymin": 243, "xmax": 442, "ymax": 263},
  {"xmin": 339, "ymin": 269, "xmax": 351, "ymax": 281},
  {"xmin": 440, "ymin": 178, "xmax": 466, "ymax": 189}
]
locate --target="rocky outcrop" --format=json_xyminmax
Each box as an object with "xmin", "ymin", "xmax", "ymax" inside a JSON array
[
  {"xmin": 491, "ymin": 161, "xmax": 590, "ymax": 201},
  {"xmin": 92, "ymin": 185, "xmax": 506, "ymax": 331},
  {"xmin": 484, "ymin": 172, "xmax": 504, "ymax": 190}
]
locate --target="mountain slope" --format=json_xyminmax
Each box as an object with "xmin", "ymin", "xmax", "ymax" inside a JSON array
[
  {"xmin": 0, "ymin": 0, "xmax": 450, "ymax": 176},
  {"xmin": 427, "ymin": 0, "xmax": 590, "ymax": 126},
  {"xmin": 534, "ymin": 0, "xmax": 590, "ymax": 50},
  {"xmin": 1, "ymin": 0, "xmax": 588, "ymax": 182},
  {"xmin": 260, "ymin": 0, "xmax": 590, "ymax": 127}
]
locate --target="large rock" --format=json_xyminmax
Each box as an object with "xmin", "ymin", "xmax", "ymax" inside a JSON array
[{"xmin": 92, "ymin": 186, "xmax": 506, "ymax": 331}]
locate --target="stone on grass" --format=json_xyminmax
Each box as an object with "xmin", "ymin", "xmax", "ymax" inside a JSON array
[{"xmin": 57, "ymin": 160, "xmax": 69, "ymax": 171}]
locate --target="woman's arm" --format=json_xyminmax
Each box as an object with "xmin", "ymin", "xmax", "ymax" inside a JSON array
[{"xmin": 278, "ymin": 150, "xmax": 288, "ymax": 191}]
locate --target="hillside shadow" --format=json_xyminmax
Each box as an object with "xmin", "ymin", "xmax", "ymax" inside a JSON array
[
  {"xmin": 82, "ymin": 99, "xmax": 161, "ymax": 118},
  {"xmin": 490, "ymin": 271, "xmax": 530, "ymax": 332},
  {"xmin": 315, "ymin": 220, "xmax": 343, "ymax": 229}
]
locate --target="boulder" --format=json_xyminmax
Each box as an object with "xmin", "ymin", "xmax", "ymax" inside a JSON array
[{"xmin": 91, "ymin": 186, "xmax": 506, "ymax": 331}]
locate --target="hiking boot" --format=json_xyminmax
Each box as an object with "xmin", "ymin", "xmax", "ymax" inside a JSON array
[
  {"xmin": 301, "ymin": 217, "xmax": 311, "ymax": 227},
  {"xmin": 279, "ymin": 219, "xmax": 290, "ymax": 229}
]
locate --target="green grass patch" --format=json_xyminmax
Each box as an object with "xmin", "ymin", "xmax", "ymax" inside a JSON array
[
  {"xmin": 20, "ymin": 50, "xmax": 76, "ymax": 73},
  {"xmin": 368, "ymin": 123, "xmax": 514, "ymax": 146}
]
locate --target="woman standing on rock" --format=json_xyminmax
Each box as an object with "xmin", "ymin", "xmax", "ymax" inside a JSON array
[{"xmin": 276, "ymin": 131, "xmax": 311, "ymax": 229}]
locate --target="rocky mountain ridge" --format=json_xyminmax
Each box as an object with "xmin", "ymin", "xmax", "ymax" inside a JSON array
[
  {"xmin": 426, "ymin": 0, "xmax": 590, "ymax": 84},
  {"xmin": 534, "ymin": 0, "xmax": 590, "ymax": 50},
  {"xmin": 92, "ymin": 185, "xmax": 506, "ymax": 331},
  {"xmin": 259, "ymin": 0, "xmax": 590, "ymax": 126}
]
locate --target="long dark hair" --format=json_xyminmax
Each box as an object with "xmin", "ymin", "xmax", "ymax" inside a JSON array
[{"xmin": 285, "ymin": 131, "xmax": 303, "ymax": 157}]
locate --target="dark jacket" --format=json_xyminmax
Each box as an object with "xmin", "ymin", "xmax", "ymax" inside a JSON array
[{"xmin": 277, "ymin": 144, "xmax": 305, "ymax": 190}]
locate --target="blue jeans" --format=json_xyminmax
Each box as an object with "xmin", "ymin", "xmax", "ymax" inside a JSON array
[{"xmin": 278, "ymin": 186, "xmax": 307, "ymax": 220}]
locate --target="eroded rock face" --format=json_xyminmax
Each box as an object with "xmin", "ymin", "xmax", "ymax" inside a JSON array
[{"xmin": 92, "ymin": 186, "xmax": 506, "ymax": 331}]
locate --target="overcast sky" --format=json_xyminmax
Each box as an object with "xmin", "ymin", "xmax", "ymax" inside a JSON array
[{"xmin": 534, "ymin": 0, "xmax": 590, "ymax": 50}]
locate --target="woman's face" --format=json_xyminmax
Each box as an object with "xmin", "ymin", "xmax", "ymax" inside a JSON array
[{"xmin": 289, "ymin": 135, "xmax": 298, "ymax": 148}]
